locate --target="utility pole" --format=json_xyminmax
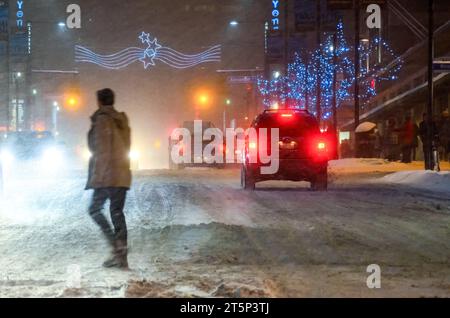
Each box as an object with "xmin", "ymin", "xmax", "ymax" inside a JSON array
[
  {"xmin": 353, "ymin": 0, "xmax": 361, "ymax": 158},
  {"xmin": 284, "ymin": 0, "xmax": 289, "ymax": 105},
  {"xmin": 354, "ymin": 0, "xmax": 360, "ymax": 131},
  {"xmin": 14, "ymin": 74, "xmax": 19, "ymax": 131},
  {"xmin": 332, "ymin": 30, "xmax": 338, "ymax": 158},
  {"xmin": 5, "ymin": 19, "xmax": 10, "ymax": 133},
  {"xmin": 316, "ymin": 0, "xmax": 322, "ymax": 123},
  {"xmin": 426, "ymin": 0, "xmax": 434, "ymax": 170},
  {"xmin": 305, "ymin": 55, "xmax": 309, "ymax": 111}
]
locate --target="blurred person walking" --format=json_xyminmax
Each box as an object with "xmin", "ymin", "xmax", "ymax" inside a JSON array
[
  {"xmin": 400, "ymin": 116, "xmax": 415, "ymax": 164},
  {"xmin": 86, "ymin": 88, "xmax": 132, "ymax": 269},
  {"xmin": 419, "ymin": 113, "xmax": 438, "ymax": 169},
  {"xmin": 383, "ymin": 118, "xmax": 399, "ymax": 161}
]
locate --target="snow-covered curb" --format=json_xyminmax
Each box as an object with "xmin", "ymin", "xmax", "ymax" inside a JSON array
[
  {"xmin": 329, "ymin": 159, "xmax": 425, "ymax": 174},
  {"xmin": 329, "ymin": 158, "xmax": 450, "ymax": 175},
  {"xmin": 381, "ymin": 171, "xmax": 450, "ymax": 194}
]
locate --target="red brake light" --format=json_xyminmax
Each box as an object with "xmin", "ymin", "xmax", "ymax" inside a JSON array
[{"xmin": 318, "ymin": 142, "xmax": 326, "ymax": 150}]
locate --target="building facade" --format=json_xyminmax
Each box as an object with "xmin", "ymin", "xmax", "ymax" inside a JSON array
[{"xmin": 0, "ymin": 0, "xmax": 31, "ymax": 133}]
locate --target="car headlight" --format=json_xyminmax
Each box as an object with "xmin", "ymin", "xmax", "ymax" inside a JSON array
[
  {"xmin": 0, "ymin": 149, "xmax": 14, "ymax": 165},
  {"xmin": 129, "ymin": 151, "xmax": 140, "ymax": 161},
  {"xmin": 83, "ymin": 149, "xmax": 92, "ymax": 161}
]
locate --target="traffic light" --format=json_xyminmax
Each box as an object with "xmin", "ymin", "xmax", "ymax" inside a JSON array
[
  {"xmin": 196, "ymin": 91, "xmax": 211, "ymax": 108},
  {"xmin": 64, "ymin": 91, "xmax": 81, "ymax": 111}
]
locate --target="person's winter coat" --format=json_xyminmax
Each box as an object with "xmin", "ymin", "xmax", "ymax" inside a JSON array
[
  {"xmin": 86, "ymin": 106, "xmax": 132, "ymax": 190},
  {"xmin": 401, "ymin": 121, "xmax": 415, "ymax": 146},
  {"xmin": 419, "ymin": 120, "xmax": 438, "ymax": 146}
]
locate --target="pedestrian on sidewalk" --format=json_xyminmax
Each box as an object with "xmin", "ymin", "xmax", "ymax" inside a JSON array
[
  {"xmin": 86, "ymin": 88, "xmax": 132, "ymax": 269},
  {"xmin": 400, "ymin": 116, "xmax": 414, "ymax": 164},
  {"xmin": 383, "ymin": 118, "xmax": 399, "ymax": 161},
  {"xmin": 419, "ymin": 113, "xmax": 438, "ymax": 169}
]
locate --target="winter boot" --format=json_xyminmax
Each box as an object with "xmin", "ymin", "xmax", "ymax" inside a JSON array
[{"xmin": 103, "ymin": 240, "xmax": 129, "ymax": 269}]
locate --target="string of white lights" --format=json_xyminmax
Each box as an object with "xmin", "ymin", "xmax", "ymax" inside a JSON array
[
  {"xmin": 74, "ymin": 33, "xmax": 221, "ymax": 70},
  {"xmin": 75, "ymin": 46, "xmax": 144, "ymax": 59},
  {"xmin": 75, "ymin": 47, "xmax": 144, "ymax": 68},
  {"xmin": 159, "ymin": 45, "xmax": 221, "ymax": 59},
  {"xmin": 155, "ymin": 56, "xmax": 221, "ymax": 69},
  {"xmin": 75, "ymin": 56, "xmax": 143, "ymax": 69},
  {"xmin": 157, "ymin": 49, "xmax": 220, "ymax": 64}
]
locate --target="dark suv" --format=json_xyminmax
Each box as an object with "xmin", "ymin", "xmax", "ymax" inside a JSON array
[{"xmin": 241, "ymin": 109, "xmax": 332, "ymax": 191}]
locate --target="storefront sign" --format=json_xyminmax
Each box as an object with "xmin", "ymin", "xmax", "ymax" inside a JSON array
[
  {"xmin": 16, "ymin": 0, "xmax": 24, "ymax": 29},
  {"xmin": 271, "ymin": 0, "xmax": 281, "ymax": 30}
]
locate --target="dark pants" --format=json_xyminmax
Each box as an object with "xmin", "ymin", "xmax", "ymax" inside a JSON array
[
  {"xmin": 401, "ymin": 145, "xmax": 412, "ymax": 163},
  {"xmin": 89, "ymin": 187, "xmax": 128, "ymax": 246},
  {"xmin": 423, "ymin": 145, "xmax": 432, "ymax": 169}
]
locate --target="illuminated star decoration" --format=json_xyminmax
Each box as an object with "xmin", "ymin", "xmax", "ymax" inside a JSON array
[
  {"xmin": 75, "ymin": 32, "xmax": 221, "ymax": 70},
  {"xmin": 138, "ymin": 32, "xmax": 162, "ymax": 69}
]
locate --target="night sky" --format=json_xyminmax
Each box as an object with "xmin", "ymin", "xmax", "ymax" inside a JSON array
[{"xmin": 25, "ymin": 0, "xmax": 268, "ymax": 168}]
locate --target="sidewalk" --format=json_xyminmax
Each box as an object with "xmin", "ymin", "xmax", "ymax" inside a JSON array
[{"xmin": 330, "ymin": 159, "xmax": 450, "ymax": 175}]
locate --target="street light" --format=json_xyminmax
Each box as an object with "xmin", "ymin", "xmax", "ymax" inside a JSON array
[
  {"xmin": 52, "ymin": 101, "xmax": 60, "ymax": 136},
  {"xmin": 229, "ymin": 21, "xmax": 239, "ymax": 27},
  {"xmin": 13, "ymin": 72, "xmax": 22, "ymax": 131},
  {"xmin": 68, "ymin": 97, "xmax": 77, "ymax": 107},
  {"xmin": 196, "ymin": 91, "xmax": 211, "ymax": 108},
  {"xmin": 223, "ymin": 99, "xmax": 233, "ymax": 131}
]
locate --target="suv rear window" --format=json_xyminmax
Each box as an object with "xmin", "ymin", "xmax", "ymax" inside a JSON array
[{"xmin": 254, "ymin": 114, "xmax": 320, "ymax": 137}]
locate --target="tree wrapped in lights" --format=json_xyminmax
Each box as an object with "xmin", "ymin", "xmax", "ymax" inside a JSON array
[
  {"xmin": 359, "ymin": 36, "xmax": 403, "ymax": 99},
  {"xmin": 258, "ymin": 21, "xmax": 403, "ymax": 120}
]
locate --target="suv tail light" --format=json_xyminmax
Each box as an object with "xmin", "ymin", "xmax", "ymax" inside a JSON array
[
  {"xmin": 309, "ymin": 135, "xmax": 329, "ymax": 161},
  {"xmin": 318, "ymin": 142, "xmax": 326, "ymax": 150}
]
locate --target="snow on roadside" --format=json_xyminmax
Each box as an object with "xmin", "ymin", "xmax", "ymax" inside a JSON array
[
  {"xmin": 381, "ymin": 170, "xmax": 450, "ymax": 194},
  {"xmin": 329, "ymin": 158, "xmax": 450, "ymax": 174}
]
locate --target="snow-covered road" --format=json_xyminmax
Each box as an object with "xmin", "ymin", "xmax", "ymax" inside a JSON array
[{"xmin": 0, "ymin": 163, "xmax": 449, "ymax": 298}]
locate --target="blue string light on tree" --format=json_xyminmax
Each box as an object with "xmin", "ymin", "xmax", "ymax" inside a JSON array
[
  {"xmin": 359, "ymin": 36, "xmax": 403, "ymax": 100},
  {"xmin": 75, "ymin": 32, "xmax": 221, "ymax": 70},
  {"xmin": 257, "ymin": 20, "xmax": 403, "ymax": 120}
]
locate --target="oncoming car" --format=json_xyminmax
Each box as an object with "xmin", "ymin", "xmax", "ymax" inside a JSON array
[
  {"xmin": 241, "ymin": 109, "xmax": 333, "ymax": 191},
  {"xmin": 0, "ymin": 131, "xmax": 66, "ymax": 174}
]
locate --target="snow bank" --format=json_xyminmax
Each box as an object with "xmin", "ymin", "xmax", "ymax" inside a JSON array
[
  {"xmin": 329, "ymin": 159, "xmax": 450, "ymax": 174},
  {"xmin": 330, "ymin": 159, "xmax": 418, "ymax": 174},
  {"xmin": 382, "ymin": 171, "xmax": 450, "ymax": 193}
]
